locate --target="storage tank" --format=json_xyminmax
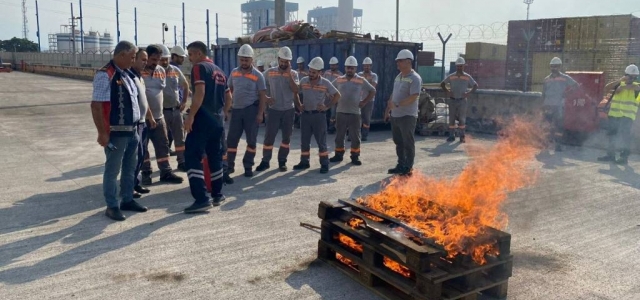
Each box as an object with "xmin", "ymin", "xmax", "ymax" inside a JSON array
[
  {"xmin": 84, "ymin": 31, "xmax": 100, "ymax": 52},
  {"xmin": 99, "ymin": 32, "xmax": 113, "ymax": 52},
  {"xmin": 56, "ymin": 31, "xmax": 82, "ymax": 53}
]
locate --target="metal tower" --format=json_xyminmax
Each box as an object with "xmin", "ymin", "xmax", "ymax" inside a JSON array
[{"xmin": 22, "ymin": 0, "xmax": 29, "ymax": 39}]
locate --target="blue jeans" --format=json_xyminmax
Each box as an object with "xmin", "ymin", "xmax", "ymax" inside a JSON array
[
  {"xmin": 103, "ymin": 132, "xmax": 139, "ymax": 208},
  {"xmin": 134, "ymin": 123, "xmax": 149, "ymax": 187}
]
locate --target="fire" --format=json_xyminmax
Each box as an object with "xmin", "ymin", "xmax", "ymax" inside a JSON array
[
  {"xmin": 336, "ymin": 233, "xmax": 363, "ymax": 253},
  {"xmin": 383, "ymin": 257, "xmax": 412, "ymax": 278},
  {"xmin": 347, "ymin": 218, "xmax": 364, "ymax": 229},
  {"xmin": 336, "ymin": 253, "xmax": 359, "ymax": 270},
  {"xmin": 358, "ymin": 116, "xmax": 547, "ymax": 265}
]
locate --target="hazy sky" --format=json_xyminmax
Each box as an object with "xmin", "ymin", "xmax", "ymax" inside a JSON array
[{"xmin": 1, "ymin": 0, "xmax": 638, "ymax": 50}]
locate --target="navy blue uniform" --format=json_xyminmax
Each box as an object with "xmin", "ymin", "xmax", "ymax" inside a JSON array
[{"xmin": 185, "ymin": 58, "xmax": 227, "ymax": 203}]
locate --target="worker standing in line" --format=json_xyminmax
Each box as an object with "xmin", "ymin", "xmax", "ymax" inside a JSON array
[
  {"xmin": 541, "ymin": 57, "xmax": 579, "ymax": 152},
  {"xmin": 140, "ymin": 45, "xmax": 184, "ymax": 185},
  {"xmin": 294, "ymin": 57, "xmax": 308, "ymax": 129},
  {"xmin": 182, "ymin": 41, "xmax": 228, "ymax": 213},
  {"xmin": 329, "ymin": 56, "xmax": 376, "ymax": 166},
  {"xmin": 225, "ymin": 44, "xmax": 268, "ymax": 178},
  {"xmin": 256, "ymin": 60, "xmax": 265, "ymax": 73},
  {"xmin": 324, "ymin": 57, "xmax": 343, "ymax": 134},
  {"xmin": 597, "ymin": 65, "xmax": 640, "ymax": 165},
  {"xmin": 358, "ymin": 57, "xmax": 379, "ymax": 141},
  {"xmin": 384, "ymin": 49, "xmax": 423, "ymax": 176},
  {"xmin": 294, "ymin": 57, "xmax": 341, "ymax": 173},
  {"xmin": 131, "ymin": 48, "xmax": 154, "ymax": 199},
  {"xmin": 90, "ymin": 41, "xmax": 147, "ymax": 221},
  {"xmin": 159, "ymin": 45, "xmax": 190, "ymax": 171},
  {"xmin": 167, "ymin": 45, "xmax": 187, "ymax": 155},
  {"xmin": 440, "ymin": 57, "xmax": 478, "ymax": 143},
  {"xmin": 256, "ymin": 47, "xmax": 302, "ymax": 172}
]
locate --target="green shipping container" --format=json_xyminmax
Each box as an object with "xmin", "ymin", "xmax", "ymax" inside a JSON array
[{"xmin": 418, "ymin": 66, "xmax": 443, "ymax": 83}]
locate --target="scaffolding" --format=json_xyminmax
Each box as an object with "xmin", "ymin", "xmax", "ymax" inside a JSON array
[
  {"xmin": 241, "ymin": 0, "xmax": 299, "ymax": 35},
  {"xmin": 307, "ymin": 6, "xmax": 363, "ymax": 34}
]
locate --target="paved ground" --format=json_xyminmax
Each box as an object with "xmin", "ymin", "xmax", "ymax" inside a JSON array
[{"xmin": 1, "ymin": 72, "xmax": 639, "ymax": 300}]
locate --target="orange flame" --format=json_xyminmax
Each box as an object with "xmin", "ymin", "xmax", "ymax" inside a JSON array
[
  {"xmin": 383, "ymin": 256, "xmax": 412, "ymax": 278},
  {"xmin": 358, "ymin": 116, "xmax": 546, "ymax": 265},
  {"xmin": 336, "ymin": 233, "xmax": 363, "ymax": 253},
  {"xmin": 336, "ymin": 253, "xmax": 358, "ymax": 270}
]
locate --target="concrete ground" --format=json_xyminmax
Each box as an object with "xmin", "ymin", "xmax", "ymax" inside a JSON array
[{"xmin": 0, "ymin": 72, "xmax": 639, "ymax": 300}]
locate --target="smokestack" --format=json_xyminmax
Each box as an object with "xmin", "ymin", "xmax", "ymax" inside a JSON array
[
  {"xmin": 275, "ymin": 0, "xmax": 285, "ymax": 27},
  {"xmin": 337, "ymin": 0, "xmax": 353, "ymax": 32}
]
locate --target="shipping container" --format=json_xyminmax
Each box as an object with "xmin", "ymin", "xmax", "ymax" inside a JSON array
[
  {"xmin": 564, "ymin": 18, "xmax": 582, "ymax": 51},
  {"xmin": 562, "ymin": 50, "xmax": 595, "ymax": 71},
  {"xmin": 532, "ymin": 52, "xmax": 558, "ymax": 84},
  {"xmin": 213, "ymin": 38, "xmax": 422, "ymax": 124},
  {"xmin": 579, "ymin": 17, "xmax": 598, "ymax": 50},
  {"xmin": 464, "ymin": 42, "xmax": 507, "ymax": 61},
  {"xmin": 630, "ymin": 18, "xmax": 640, "ymax": 56},
  {"xmin": 417, "ymin": 66, "xmax": 442, "ymax": 84},
  {"xmin": 417, "ymin": 51, "xmax": 435, "ymax": 66},
  {"xmin": 596, "ymin": 15, "xmax": 633, "ymax": 47},
  {"xmin": 507, "ymin": 18, "xmax": 566, "ymax": 53},
  {"xmin": 593, "ymin": 50, "xmax": 633, "ymax": 84},
  {"xmin": 504, "ymin": 50, "xmax": 531, "ymax": 91},
  {"xmin": 530, "ymin": 84, "xmax": 544, "ymax": 93},
  {"xmin": 465, "ymin": 59, "xmax": 506, "ymax": 90}
]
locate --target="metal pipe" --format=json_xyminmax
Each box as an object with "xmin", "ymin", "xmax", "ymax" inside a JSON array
[
  {"xmin": 116, "ymin": 0, "xmax": 120, "ymax": 43},
  {"xmin": 182, "ymin": 2, "xmax": 185, "ymax": 49},
  {"xmin": 396, "ymin": 0, "xmax": 399, "ymax": 41},
  {"xmin": 206, "ymin": 9, "xmax": 210, "ymax": 56},
  {"xmin": 134, "ymin": 7, "xmax": 137, "ymax": 45},
  {"xmin": 216, "ymin": 13, "xmax": 219, "ymax": 47},
  {"xmin": 174, "ymin": 25, "xmax": 177, "ymax": 47},
  {"xmin": 35, "ymin": 0, "xmax": 41, "ymax": 51},
  {"xmin": 70, "ymin": 3, "xmax": 76, "ymax": 66},
  {"xmin": 79, "ymin": 0, "xmax": 84, "ymax": 53}
]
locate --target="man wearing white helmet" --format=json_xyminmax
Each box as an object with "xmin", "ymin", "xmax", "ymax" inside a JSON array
[
  {"xmin": 324, "ymin": 57, "xmax": 343, "ymax": 134},
  {"xmin": 357, "ymin": 57, "xmax": 379, "ymax": 141},
  {"xmin": 385, "ymin": 49, "xmax": 422, "ymax": 176},
  {"xmin": 294, "ymin": 57, "xmax": 341, "ymax": 173},
  {"xmin": 255, "ymin": 46, "xmax": 302, "ymax": 172},
  {"xmin": 256, "ymin": 60, "xmax": 265, "ymax": 73},
  {"xmin": 597, "ymin": 64, "xmax": 640, "ymax": 164},
  {"xmin": 440, "ymin": 57, "xmax": 478, "ymax": 143},
  {"xmin": 541, "ymin": 57, "xmax": 579, "ymax": 152},
  {"xmin": 167, "ymin": 45, "xmax": 188, "ymax": 155},
  {"xmin": 225, "ymin": 44, "xmax": 268, "ymax": 178},
  {"xmin": 159, "ymin": 44, "xmax": 190, "ymax": 172},
  {"xmin": 329, "ymin": 56, "xmax": 376, "ymax": 166},
  {"xmin": 140, "ymin": 45, "xmax": 184, "ymax": 185}
]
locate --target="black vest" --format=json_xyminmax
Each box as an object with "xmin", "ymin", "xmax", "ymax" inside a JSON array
[{"xmin": 99, "ymin": 60, "xmax": 136, "ymax": 137}]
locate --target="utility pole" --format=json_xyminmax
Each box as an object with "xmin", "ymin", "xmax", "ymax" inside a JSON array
[
  {"xmin": 116, "ymin": 0, "xmax": 120, "ymax": 43},
  {"xmin": 438, "ymin": 32, "xmax": 452, "ymax": 81},
  {"xmin": 524, "ymin": 0, "xmax": 534, "ymax": 21},
  {"xmin": 182, "ymin": 2, "xmax": 186, "ymax": 49},
  {"xmin": 70, "ymin": 3, "xmax": 79, "ymax": 66},
  {"xmin": 35, "ymin": 0, "xmax": 41, "ymax": 51},
  {"xmin": 134, "ymin": 7, "xmax": 138, "ymax": 45},
  {"xmin": 162, "ymin": 23, "xmax": 168, "ymax": 45},
  {"xmin": 174, "ymin": 25, "xmax": 177, "ymax": 46},
  {"xmin": 206, "ymin": 9, "xmax": 210, "ymax": 55},
  {"xmin": 79, "ymin": 0, "xmax": 84, "ymax": 53},
  {"xmin": 22, "ymin": 0, "xmax": 29, "ymax": 39},
  {"xmin": 395, "ymin": 0, "xmax": 399, "ymax": 41},
  {"xmin": 215, "ymin": 13, "xmax": 219, "ymax": 47}
]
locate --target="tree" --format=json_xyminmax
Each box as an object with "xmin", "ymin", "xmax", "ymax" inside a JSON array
[{"xmin": 0, "ymin": 37, "xmax": 39, "ymax": 52}]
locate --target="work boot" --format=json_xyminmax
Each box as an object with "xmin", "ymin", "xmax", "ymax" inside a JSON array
[
  {"xmin": 293, "ymin": 162, "xmax": 311, "ymax": 170},
  {"xmin": 320, "ymin": 165, "xmax": 329, "ymax": 173},
  {"xmin": 329, "ymin": 154, "xmax": 343, "ymax": 163},
  {"xmin": 460, "ymin": 136, "xmax": 466, "ymax": 143},
  {"xmin": 616, "ymin": 151, "xmax": 629, "ymax": 165},
  {"xmin": 184, "ymin": 200, "xmax": 213, "ymax": 214},
  {"xmin": 141, "ymin": 173, "xmax": 152, "ymax": 186},
  {"xmin": 597, "ymin": 153, "xmax": 616, "ymax": 162},
  {"xmin": 177, "ymin": 163, "xmax": 188, "ymax": 172},
  {"xmin": 134, "ymin": 185, "xmax": 150, "ymax": 194},
  {"xmin": 446, "ymin": 135, "xmax": 455, "ymax": 142},
  {"xmin": 244, "ymin": 168, "xmax": 254, "ymax": 177},
  {"xmin": 228, "ymin": 167, "xmax": 235, "ymax": 174},
  {"xmin": 105, "ymin": 207, "xmax": 126, "ymax": 221},
  {"xmin": 278, "ymin": 162, "xmax": 288, "ymax": 172},
  {"xmin": 255, "ymin": 161, "xmax": 270, "ymax": 172},
  {"xmin": 133, "ymin": 192, "xmax": 142, "ymax": 199},
  {"xmin": 160, "ymin": 172, "xmax": 184, "ymax": 184},
  {"xmin": 223, "ymin": 173, "xmax": 234, "ymax": 185},
  {"xmin": 212, "ymin": 195, "xmax": 226, "ymax": 207},
  {"xmin": 399, "ymin": 166, "xmax": 413, "ymax": 176},
  {"xmin": 351, "ymin": 157, "xmax": 362, "ymax": 166},
  {"xmin": 120, "ymin": 200, "xmax": 148, "ymax": 212},
  {"xmin": 387, "ymin": 165, "xmax": 402, "ymax": 174}
]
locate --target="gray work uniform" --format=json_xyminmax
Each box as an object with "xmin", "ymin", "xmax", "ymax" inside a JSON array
[
  {"xmin": 299, "ymin": 76, "xmax": 339, "ymax": 166},
  {"xmin": 163, "ymin": 64, "xmax": 188, "ymax": 165},
  {"xmin": 358, "ymin": 71, "xmax": 379, "ymax": 138},
  {"xmin": 442, "ymin": 72, "xmax": 477, "ymax": 129},
  {"xmin": 141, "ymin": 66, "xmax": 173, "ymax": 177},
  {"xmin": 260, "ymin": 67, "xmax": 299, "ymax": 165},
  {"xmin": 542, "ymin": 73, "xmax": 578, "ymax": 142},
  {"xmin": 324, "ymin": 70, "xmax": 343, "ymax": 131},
  {"xmin": 391, "ymin": 70, "xmax": 422, "ymax": 170},
  {"xmin": 226, "ymin": 67, "xmax": 266, "ymax": 171},
  {"xmin": 332, "ymin": 74, "xmax": 376, "ymax": 158}
]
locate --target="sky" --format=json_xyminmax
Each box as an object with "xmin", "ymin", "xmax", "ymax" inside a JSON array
[{"xmin": 0, "ymin": 0, "xmax": 639, "ymax": 51}]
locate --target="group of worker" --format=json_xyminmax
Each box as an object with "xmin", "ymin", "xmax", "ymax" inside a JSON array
[{"xmin": 91, "ymin": 40, "xmax": 423, "ymax": 220}]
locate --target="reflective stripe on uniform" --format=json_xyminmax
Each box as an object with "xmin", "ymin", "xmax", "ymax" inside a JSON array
[
  {"xmin": 280, "ymin": 143, "xmax": 290, "ymax": 149},
  {"xmin": 319, "ymin": 151, "xmax": 329, "ymax": 157},
  {"xmin": 301, "ymin": 151, "xmax": 311, "ymax": 156}
]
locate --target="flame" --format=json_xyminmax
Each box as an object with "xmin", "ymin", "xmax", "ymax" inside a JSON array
[
  {"xmin": 357, "ymin": 116, "xmax": 546, "ymax": 265},
  {"xmin": 347, "ymin": 218, "xmax": 365, "ymax": 229},
  {"xmin": 336, "ymin": 253, "xmax": 359, "ymax": 270},
  {"xmin": 383, "ymin": 257, "xmax": 412, "ymax": 278}
]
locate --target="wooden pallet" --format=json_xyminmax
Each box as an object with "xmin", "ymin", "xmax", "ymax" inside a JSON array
[{"xmin": 317, "ymin": 201, "xmax": 512, "ymax": 300}]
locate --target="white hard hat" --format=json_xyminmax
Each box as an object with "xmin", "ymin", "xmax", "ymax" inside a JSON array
[
  {"xmin": 550, "ymin": 57, "xmax": 563, "ymax": 65},
  {"xmin": 363, "ymin": 57, "xmax": 372, "ymax": 65},
  {"xmin": 308, "ymin": 57, "xmax": 324, "ymax": 71},
  {"xmin": 170, "ymin": 45, "xmax": 186, "ymax": 57},
  {"xmin": 329, "ymin": 57, "xmax": 339, "ymax": 65},
  {"xmin": 296, "ymin": 57, "xmax": 305, "ymax": 64},
  {"xmin": 344, "ymin": 56, "xmax": 358, "ymax": 67},
  {"xmin": 455, "ymin": 57, "xmax": 466, "ymax": 66},
  {"xmin": 256, "ymin": 60, "xmax": 264, "ymax": 67},
  {"xmin": 159, "ymin": 44, "xmax": 171, "ymax": 58},
  {"xmin": 238, "ymin": 44, "xmax": 254, "ymax": 58},
  {"xmin": 395, "ymin": 49, "xmax": 414, "ymax": 60},
  {"xmin": 625, "ymin": 64, "xmax": 640, "ymax": 76},
  {"xmin": 278, "ymin": 46, "xmax": 293, "ymax": 60}
]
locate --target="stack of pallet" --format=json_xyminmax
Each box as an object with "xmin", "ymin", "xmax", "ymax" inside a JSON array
[
  {"xmin": 463, "ymin": 42, "xmax": 507, "ymax": 89},
  {"xmin": 506, "ymin": 14, "xmax": 640, "ymax": 92},
  {"xmin": 416, "ymin": 51, "xmax": 441, "ymax": 84}
]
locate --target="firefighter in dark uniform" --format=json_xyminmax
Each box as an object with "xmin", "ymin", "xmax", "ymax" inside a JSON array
[{"xmin": 182, "ymin": 41, "xmax": 228, "ymax": 213}]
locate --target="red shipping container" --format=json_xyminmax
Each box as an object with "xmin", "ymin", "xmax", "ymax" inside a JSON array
[{"xmin": 563, "ymin": 71, "xmax": 605, "ymax": 132}]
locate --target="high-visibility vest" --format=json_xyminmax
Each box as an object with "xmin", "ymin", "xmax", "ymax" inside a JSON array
[{"xmin": 608, "ymin": 82, "xmax": 640, "ymax": 120}]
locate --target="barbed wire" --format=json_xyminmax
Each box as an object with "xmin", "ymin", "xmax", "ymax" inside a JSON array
[{"xmin": 371, "ymin": 22, "xmax": 509, "ymax": 43}]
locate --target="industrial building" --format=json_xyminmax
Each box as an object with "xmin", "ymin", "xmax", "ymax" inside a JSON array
[
  {"xmin": 48, "ymin": 24, "xmax": 113, "ymax": 53},
  {"xmin": 307, "ymin": 5, "xmax": 363, "ymax": 34},
  {"xmin": 241, "ymin": 0, "xmax": 299, "ymax": 35}
]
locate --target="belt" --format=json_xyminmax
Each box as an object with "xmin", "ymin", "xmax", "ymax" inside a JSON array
[
  {"xmin": 163, "ymin": 106, "xmax": 181, "ymax": 111},
  {"xmin": 303, "ymin": 110, "xmax": 322, "ymax": 114}
]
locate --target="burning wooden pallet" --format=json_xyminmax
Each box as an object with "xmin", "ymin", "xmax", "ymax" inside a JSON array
[{"xmin": 316, "ymin": 200, "xmax": 512, "ymax": 300}]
